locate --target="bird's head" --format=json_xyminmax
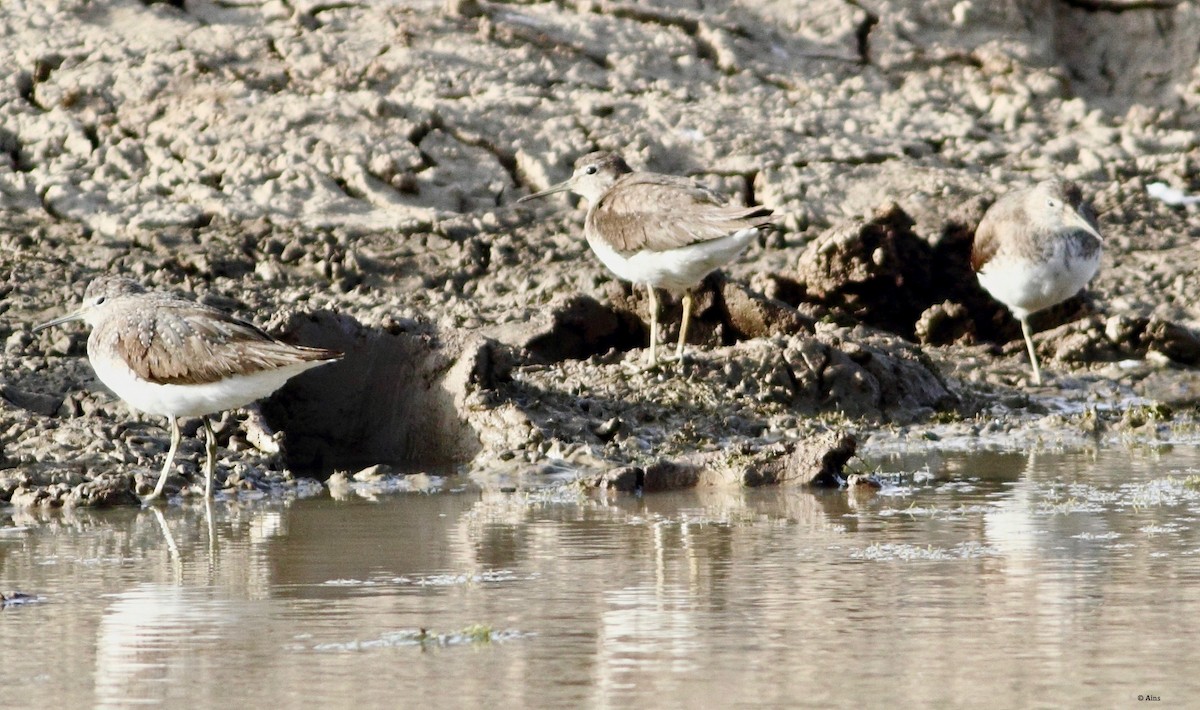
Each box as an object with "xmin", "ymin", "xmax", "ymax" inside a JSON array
[
  {"xmin": 1030, "ymin": 179, "xmax": 1102, "ymax": 242},
  {"xmin": 518, "ymin": 151, "xmax": 633, "ymax": 206},
  {"xmin": 32, "ymin": 276, "xmax": 146, "ymax": 332}
]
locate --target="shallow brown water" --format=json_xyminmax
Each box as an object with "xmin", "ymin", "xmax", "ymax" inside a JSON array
[{"xmin": 3, "ymin": 448, "xmax": 1200, "ymax": 709}]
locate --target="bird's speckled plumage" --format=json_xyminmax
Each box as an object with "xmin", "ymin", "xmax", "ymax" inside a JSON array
[
  {"xmin": 581, "ymin": 156, "xmax": 773, "ymax": 257},
  {"xmin": 84, "ymin": 282, "xmax": 337, "ymax": 387},
  {"xmin": 519, "ymin": 151, "xmax": 773, "ymax": 362}
]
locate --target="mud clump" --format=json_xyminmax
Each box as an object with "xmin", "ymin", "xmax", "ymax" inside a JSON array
[
  {"xmin": 743, "ymin": 431, "xmax": 859, "ymax": 488},
  {"xmin": 915, "ymin": 301, "xmax": 974, "ymax": 346},
  {"xmin": 1139, "ymin": 319, "xmax": 1200, "ymax": 365},
  {"xmin": 588, "ymin": 460, "xmax": 702, "ymax": 494},
  {"xmin": 488, "ymin": 293, "xmax": 646, "ymax": 364},
  {"xmin": 1039, "ymin": 314, "xmax": 1200, "ymax": 370},
  {"xmin": 785, "ymin": 204, "xmax": 938, "ymax": 340},
  {"xmin": 66, "ymin": 472, "xmax": 140, "ymax": 507},
  {"xmin": 3, "ymin": 467, "xmax": 138, "ymax": 508},
  {"xmin": 585, "ymin": 432, "xmax": 859, "ymax": 492},
  {"xmin": 466, "ymin": 317, "xmax": 952, "ymax": 490},
  {"xmin": 785, "ymin": 326, "xmax": 958, "ymax": 421},
  {"xmin": 263, "ymin": 311, "xmax": 482, "ymax": 475}
]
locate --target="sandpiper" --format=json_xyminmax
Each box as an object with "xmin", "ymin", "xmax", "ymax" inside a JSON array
[
  {"xmin": 33, "ymin": 277, "xmax": 342, "ymax": 501},
  {"xmin": 519, "ymin": 152, "xmax": 773, "ymax": 363},
  {"xmin": 971, "ymin": 178, "xmax": 1103, "ymax": 385}
]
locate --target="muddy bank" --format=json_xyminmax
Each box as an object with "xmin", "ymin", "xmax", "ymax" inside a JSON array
[{"xmin": 2, "ymin": 0, "xmax": 1200, "ymax": 505}]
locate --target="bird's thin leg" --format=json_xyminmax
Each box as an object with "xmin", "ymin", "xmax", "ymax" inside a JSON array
[
  {"xmin": 675, "ymin": 290, "xmax": 693, "ymax": 361},
  {"xmin": 646, "ymin": 285, "xmax": 659, "ymax": 364},
  {"xmin": 202, "ymin": 415, "xmax": 218, "ymax": 499},
  {"xmin": 145, "ymin": 415, "xmax": 181, "ymax": 502},
  {"xmin": 1020, "ymin": 318, "xmax": 1043, "ymax": 386}
]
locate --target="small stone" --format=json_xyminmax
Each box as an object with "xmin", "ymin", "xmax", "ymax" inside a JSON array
[
  {"xmin": 846, "ymin": 473, "xmax": 882, "ymax": 491},
  {"xmin": 593, "ymin": 417, "xmax": 621, "ymax": 441},
  {"xmin": 915, "ymin": 301, "xmax": 973, "ymax": 346},
  {"xmin": 353, "ymin": 464, "xmax": 391, "ymax": 481},
  {"xmin": 592, "ymin": 465, "xmax": 641, "ymax": 492},
  {"xmin": 66, "ymin": 473, "xmax": 139, "ymax": 507},
  {"xmin": 445, "ymin": 0, "xmax": 484, "ymax": 18},
  {"xmin": 0, "ymin": 386, "xmax": 64, "ymax": 418},
  {"xmin": 280, "ymin": 242, "xmax": 306, "ymax": 263},
  {"xmin": 5, "ymin": 331, "xmax": 30, "ymax": 354}
]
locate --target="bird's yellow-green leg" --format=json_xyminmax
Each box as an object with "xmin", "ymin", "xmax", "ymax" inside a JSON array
[
  {"xmin": 202, "ymin": 415, "xmax": 218, "ymax": 499},
  {"xmin": 1020, "ymin": 318, "xmax": 1043, "ymax": 386},
  {"xmin": 646, "ymin": 285, "xmax": 659, "ymax": 364},
  {"xmin": 675, "ymin": 291, "xmax": 693, "ymax": 361},
  {"xmin": 145, "ymin": 414, "xmax": 181, "ymax": 502}
]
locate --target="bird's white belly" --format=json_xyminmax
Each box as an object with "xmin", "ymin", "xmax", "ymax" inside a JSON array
[
  {"xmin": 586, "ymin": 228, "xmax": 757, "ymax": 294},
  {"xmin": 977, "ymin": 247, "xmax": 1100, "ymax": 320},
  {"xmin": 89, "ymin": 355, "xmax": 325, "ymax": 418}
]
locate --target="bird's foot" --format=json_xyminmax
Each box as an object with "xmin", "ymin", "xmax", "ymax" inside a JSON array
[
  {"xmin": 663, "ymin": 349, "xmax": 691, "ymax": 366},
  {"xmin": 621, "ymin": 350, "xmax": 666, "ymax": 375}
]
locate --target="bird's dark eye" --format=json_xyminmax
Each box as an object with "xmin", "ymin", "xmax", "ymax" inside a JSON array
[
  {"xmin": 585, "ymin": 165, "xmax": 599, "ymax": 175},
  {"xmin": 1047, "ymin": 198, "xmax": 1060, "ymax": 208},
  {"xmin": 95, "ymin": 296, "xmax": 106, "ymax": 305}
]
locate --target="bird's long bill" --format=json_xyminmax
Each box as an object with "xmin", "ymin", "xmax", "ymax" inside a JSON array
[
  {"xmin": 1069, "ymin": 207, "xmax": 1103, "ymax": 241},
  {"xmin": 517, "ymin": 178, "xmax": 575, "ymax": 203},
  {"xmin": 32, "ymin": 310, "xmax": 84, "ymax": 333}
]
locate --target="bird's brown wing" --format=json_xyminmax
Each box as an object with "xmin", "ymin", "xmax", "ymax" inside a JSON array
[
  {"xmin": 99, "ymin": 299, "xmax": 340, "ymax": 386},
  {"xmin": 970, "ymin": 211, "xmax": 1000, "ymax": 273},
  {"xmin": 970, "ymin": 190, "xmax": 1029, "ymax": 273},
  {"xmin": 592, "ymin": 173, "xmax": 773, "ymax": 255}
]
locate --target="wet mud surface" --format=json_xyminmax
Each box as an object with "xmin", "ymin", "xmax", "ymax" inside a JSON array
[{"xmin": 2, "ymin": 0, "xmax": 1200, "ymax": 505}]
